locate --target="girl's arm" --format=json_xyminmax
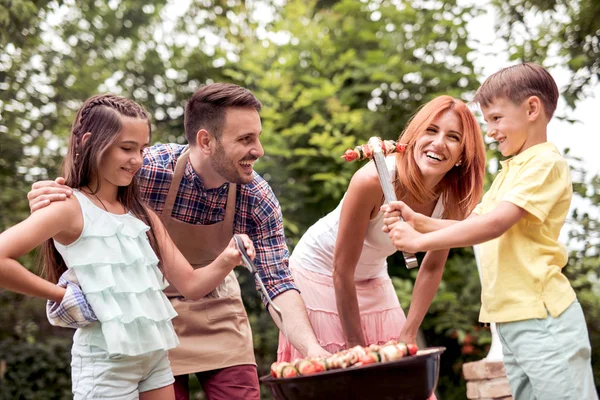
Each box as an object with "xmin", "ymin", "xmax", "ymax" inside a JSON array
[
  {"xmin": 333, "ymin": 164, "xmax": 384, "ymax": 348},
  {"xmin": 0, "ymin": 199, "xmax": 81, "ymax": 302},
  {"xmin": 398, "ymin": 249, "xmax": 448, "ymax": 344},
  {"xmin": 148, "ymin": 211, "xmax": 253, "ymax": 300}
]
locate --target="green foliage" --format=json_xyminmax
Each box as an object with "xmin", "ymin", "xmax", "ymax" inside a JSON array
[
  {"xmin": 491, "ymin": 0, "xmax": 600, "ymax": 107},
  {"xmin": 0, "ymin": 337, "xmax": 72, "ymax": 400},
  {"xmin": 232, "ymin": 0, "xmax": 481, "ymax": 240}
]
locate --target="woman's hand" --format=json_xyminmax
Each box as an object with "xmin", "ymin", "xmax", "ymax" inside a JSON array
[
  {"xmin": 381, "ymin": 201, "xmax": 419, "ymax": 233},
  {"xmin": 397, "ymin": 329, "xmax": 418, "ymax": 345},
  {"xmin": 220, "ymin": 234, "xmax": 255, "ymax": 267}
]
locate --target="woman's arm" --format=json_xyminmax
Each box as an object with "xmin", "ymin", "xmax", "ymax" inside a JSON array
[
  {"xmin": 333, "ymin": 164, "xmax": 384, "ymax": 348},
  {"xmin": 398, "ymin": 249, "xmax": 448, "ymax": 343},
  {"xmin": 0, "ymin": 200, "xmax": 80, "ymax": 302},
  {"xmin": 148, "ymin": 211, "xmax": 253, "ymax": 300}
]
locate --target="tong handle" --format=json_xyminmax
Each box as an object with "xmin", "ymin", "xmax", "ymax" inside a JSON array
[
  {"xmin": 233, "ymin": 234, "xmax": 283, "ymax": 314},
  {"xmin": 233, "ymin": 234, "xmax": 255, "ymax": 274},
  {"xmin": 368, "ymin": 137, "xmax": 419, "ymax": 269}
]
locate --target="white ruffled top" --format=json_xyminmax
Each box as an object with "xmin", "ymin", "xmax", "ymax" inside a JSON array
[{"xmin": 54, "ymin": 190, "xmax": 179, "ymax": 356}]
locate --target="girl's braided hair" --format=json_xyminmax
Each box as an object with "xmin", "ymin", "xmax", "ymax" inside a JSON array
[{"xmin": 41, "ymin": 94, "xmax": 164, "ymax": 283}]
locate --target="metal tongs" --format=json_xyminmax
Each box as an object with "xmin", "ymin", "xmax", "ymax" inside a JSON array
[
  {"xmin": 368, "ymin": 137, "xmax": 419, "ymax": 269},
  {"xmin": 233, "ymin": 234, "xmax": 283, "ymax": 318}
]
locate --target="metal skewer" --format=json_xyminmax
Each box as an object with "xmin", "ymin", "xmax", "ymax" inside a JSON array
[
  {"xmin": 368, "ymin": 137, "xmax": 419, "ymax": 269},
  {"xmin": 233, "ymin": 234, "xmax": 283, "ymax": 317}
]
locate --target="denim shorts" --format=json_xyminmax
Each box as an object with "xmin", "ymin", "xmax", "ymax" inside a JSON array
[
  {"xmin": 71, "ymin": 343, "xmax": 174, "ymax": 399},
  {"xmin": 496, "ymin": 300, "xmax": 598, "ymax": 400}
]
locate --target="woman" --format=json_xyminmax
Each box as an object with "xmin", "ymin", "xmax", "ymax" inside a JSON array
[{"xmin": 278, "ymin": 95, "xmax": 486, "ymax": 361}]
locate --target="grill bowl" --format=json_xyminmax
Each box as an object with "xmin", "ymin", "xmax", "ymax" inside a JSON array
[{"xmin": 260, "ymin": 347, "xmax": 445, "ymax": 400}]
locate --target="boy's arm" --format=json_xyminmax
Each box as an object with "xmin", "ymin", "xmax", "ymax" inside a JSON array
[{"xmin": 388, "ymin": 201, "xmax": 526, "ymax": 253}]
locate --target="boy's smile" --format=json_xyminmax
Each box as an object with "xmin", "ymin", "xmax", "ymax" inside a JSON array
[{"xmin": 481, "ymin": 97, "xmax": 532, "ymax": 157}]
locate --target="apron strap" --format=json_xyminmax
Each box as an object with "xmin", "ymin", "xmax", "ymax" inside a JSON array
[
  {"xmin": 162, "ymin": 149, "xmax": 190, "ymax": 217},
  {"xmin": 224, "ymin": 183, "xmax": 236, "ymax": 231},
  {"xmin": 163, "ymin": 148, "xmax": 237, "ymax": 231}
]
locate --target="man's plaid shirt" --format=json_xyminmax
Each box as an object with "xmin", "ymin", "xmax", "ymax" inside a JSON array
[{"xmin": 138, "ymin": 143, "xmax": 297, "ymax": 306}]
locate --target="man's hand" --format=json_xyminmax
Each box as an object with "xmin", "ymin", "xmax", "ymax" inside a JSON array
[
  {"xmin": 386, "ymin": 221, "xmax": 424, "ymax": 253},
  {"xmin": 28, "ymin": 177, "xmax": 72, "ymax": 212}
]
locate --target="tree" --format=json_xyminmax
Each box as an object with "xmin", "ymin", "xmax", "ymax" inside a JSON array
[{"xmin": 491, "ymin": 0, "xmax": 600, "ymax": 107}]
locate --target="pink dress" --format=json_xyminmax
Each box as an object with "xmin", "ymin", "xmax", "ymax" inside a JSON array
[{"xmin": 277, "ymin": 156, "xmax": 444, "ymax": 362}]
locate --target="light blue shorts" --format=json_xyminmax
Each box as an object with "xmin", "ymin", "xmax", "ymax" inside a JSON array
[
  {"xmin": 71, "ymin": 343, "xmax": 174, "ymax": 399},
  {"xmin": 496, "ymin": 300, "xmax": 598, "ymax": 400}
]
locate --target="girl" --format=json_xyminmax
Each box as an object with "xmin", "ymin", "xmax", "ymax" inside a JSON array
[
  {"xmin": 277, "ymin": 96, "xmax": 486, "ymax": 362},
  {"xmin": 0, "ymin": 94, "xmax": 255, "ymax": 399}
]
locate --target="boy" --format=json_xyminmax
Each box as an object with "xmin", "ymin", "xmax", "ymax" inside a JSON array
[{"xmin": 382, "ymin": 63, "xmax": 597, "ymax": 399}]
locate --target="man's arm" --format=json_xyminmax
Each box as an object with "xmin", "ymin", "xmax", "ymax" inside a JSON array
[
  {"xmin": 270, "ymin": 290, "xmax": 329, "ymax": 358},
  {"xmin": 388, "ymin": 201, "xmax": 526, "ymax": 253},
  {"xmin": 248, "ymin": 182, "xmax": 329, "ymax": 358}
]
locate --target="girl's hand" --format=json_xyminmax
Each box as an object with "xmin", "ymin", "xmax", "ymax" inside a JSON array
[
  {"xmin": 387, "ymin": 222, "xmax": 423, "ymax": 253},
  {"xmin": 221, "ymin": 234, "xmax": 255, "ymax": 267},
  {"xmin": 381, "ymin": 201, "xmax": 418, "ymax": 232}
]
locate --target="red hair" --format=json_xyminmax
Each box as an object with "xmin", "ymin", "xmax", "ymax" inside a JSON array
[{"xmin": 395, "ymin": 95, "xmax": 485, "ymax": 220}]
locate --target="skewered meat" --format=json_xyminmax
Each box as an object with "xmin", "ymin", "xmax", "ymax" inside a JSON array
[
  {"xmin": 270, "ymin": 340, "xmax": 418, "ymax": 378},
  {"xmin": 341, "ymin": 139, "xmax": 407, "ymax": 162}
]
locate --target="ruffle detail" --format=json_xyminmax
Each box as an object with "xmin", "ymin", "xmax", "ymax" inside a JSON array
[
  {"xmin": 55, "ymin": 190, "xmax": 179, "ymax": 356},
  {"xmin": 81, "ymin": 208, "xmax": 151, "ymax": 239},
  {"xmin": 70, "ymin": 254, "xmax": 165, "ymax": 294},
  {"xmin": 61, "ymin": 235, "xmax": 160, "ymax": 274},
  {"xmin": 86, "ymin": 287, "xmax": 177, "ymax": 323},
  {"xmin": 90, "ymin": 317, "xmax": 180, "ymax": 356}
]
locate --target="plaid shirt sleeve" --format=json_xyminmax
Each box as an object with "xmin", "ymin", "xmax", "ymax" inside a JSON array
[{"xmin": 242, "ymin": 178, "xmax": 298, "ymax": 307}]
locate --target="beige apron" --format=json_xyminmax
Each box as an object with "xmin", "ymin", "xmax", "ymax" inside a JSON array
[{"xmin": 160, "ymin": 150, "xmax": 255, "ymax": 376}]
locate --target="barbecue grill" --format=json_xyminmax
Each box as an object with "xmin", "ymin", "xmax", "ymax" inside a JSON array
[{"xmin": 261, "ymin": 347, "xmax": 445, "ymax": 400}]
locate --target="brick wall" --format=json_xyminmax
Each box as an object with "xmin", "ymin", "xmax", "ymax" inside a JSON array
[{"xmin": 462, "ymin": 360, "xmax": 513, "ymax": 400}]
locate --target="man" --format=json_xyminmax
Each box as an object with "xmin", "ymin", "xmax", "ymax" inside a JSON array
[{"xmin": 29, "ymin": 83, "xmax": 328, "ymax": 399}]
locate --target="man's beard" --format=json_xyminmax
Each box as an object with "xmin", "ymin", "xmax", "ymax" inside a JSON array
[{"xmin": 210, "ymin": 140, "xmax": 254, "ymax": 184}]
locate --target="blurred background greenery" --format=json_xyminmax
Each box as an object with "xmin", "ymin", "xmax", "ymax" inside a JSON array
[{"xmin": 1, "ymin": 0, "xmax": 598, "ymax": 398}]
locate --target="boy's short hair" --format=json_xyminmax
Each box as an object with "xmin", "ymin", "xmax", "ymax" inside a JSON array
[
  {"xmin": 184, "ymin": 83, "xmax": 262, "ymax": 145},
  {"xmin": 474, "ymin": 62, "xmax": 559, "ymax": 120}
]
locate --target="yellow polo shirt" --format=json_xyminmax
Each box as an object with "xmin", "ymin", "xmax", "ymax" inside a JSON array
[{"xmin": 474, "ymin": 142, "xmax": 576, "ymax": 323}]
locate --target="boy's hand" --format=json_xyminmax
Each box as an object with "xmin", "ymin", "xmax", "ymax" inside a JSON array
[
  {"xmin": 222, "ymin": 234, "xmax": 255, "ymax": 267},
  {"xmin": 381, "ymin": 201, "xmax": 418, "ymax": 232},
  {"xmin": 387, "ymin": 221, "xmax": 423, "ymax": 253},
  {"xmin": 28, "ymin": 177, "xmax": 72, "ymax": 212}
]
